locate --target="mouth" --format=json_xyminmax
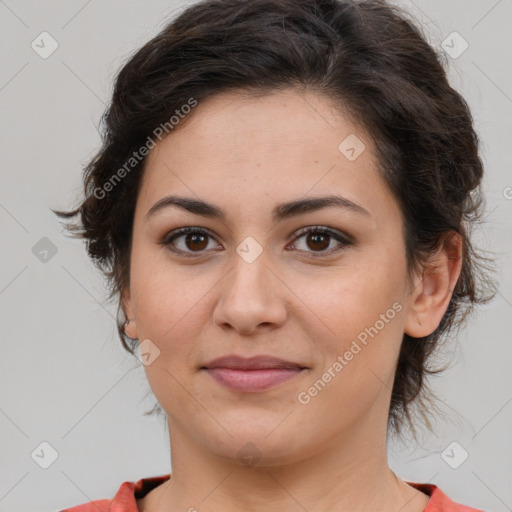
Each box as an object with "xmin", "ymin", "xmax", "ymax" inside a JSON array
[{"xmin": 201, "ymin": 355, "xmax": 308, "ymax": 393}]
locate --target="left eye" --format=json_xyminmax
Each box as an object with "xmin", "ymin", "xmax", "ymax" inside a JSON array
[
  {"xmin": 160, "ymin": 226, "xmax": 352, "ymax": 258},
  {"xmin": 289, "ymin": 226, "xmax": 352, "ymax": 257}
]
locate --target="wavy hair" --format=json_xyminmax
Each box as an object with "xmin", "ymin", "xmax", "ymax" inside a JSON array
[{"xmin": 54, "ymin": 0, "xmax": 496, "ymax": 437}]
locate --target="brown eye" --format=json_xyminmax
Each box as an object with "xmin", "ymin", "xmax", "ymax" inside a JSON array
[
  {"xmin": 161, "ymin": 225, "xmax": 352, "ymax": 259},
  {"xmin": 305, "ymin": 232, "xmax": 330, "ymax": 251},
  {"xmin": 184, "ymin": 232, "xmax": 208, "ymax": 251},
  {"xmin": 290, "ymin": 226, "xmax": 353, "ymax": 258},
  {"xmin": 162, "ymin": 227, "xmax": 221, "ymax": 257}
]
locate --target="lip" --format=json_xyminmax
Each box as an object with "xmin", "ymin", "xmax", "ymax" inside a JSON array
[
  {"xmin": 205, "ymin": 368, "xmax": 306, "ymax": 392},
  {"xmin": 203, "ymin": 354, "xmax": 307, "ymax": 370},
  {"xmin": 201, "ymin": 355, "xmax": 308, "ymax": 393}
]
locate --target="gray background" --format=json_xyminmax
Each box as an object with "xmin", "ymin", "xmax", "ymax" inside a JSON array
[{"xmin": 0, "ymin": 1, "xmax": 511, "ymax": 511}]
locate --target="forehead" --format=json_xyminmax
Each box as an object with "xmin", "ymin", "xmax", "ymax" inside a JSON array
[
  {"xmin": 147, "ymin": 88, "xmax": 369, "ymax": 164},
  {"xmin": 137, "ymin": 88, "xmax": 398, "ymax": 225}
]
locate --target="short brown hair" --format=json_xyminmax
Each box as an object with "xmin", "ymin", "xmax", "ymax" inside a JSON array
[{"xmin": 54, "ymin": 0, "xmax": 496, "ymax": 437}]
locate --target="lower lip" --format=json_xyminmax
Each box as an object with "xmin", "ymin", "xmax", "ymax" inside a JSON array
[{"xmin": 204, "ymin": 367, "xmax": 305, "ymax": 392}]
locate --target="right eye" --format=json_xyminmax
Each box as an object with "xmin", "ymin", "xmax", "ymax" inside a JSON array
[{"xmin": 160, "ymin": 227, "xmax": 223, "ymax": 257}]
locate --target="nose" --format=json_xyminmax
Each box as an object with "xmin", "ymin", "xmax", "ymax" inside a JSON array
[{"xmin": 212, "ymin": 246, "xmax": 288, "ymax": 336}]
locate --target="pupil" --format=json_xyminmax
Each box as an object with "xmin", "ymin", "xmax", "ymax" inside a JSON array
[
  {"xmin": 308, "ymin": 233, "xmax": 329, "ymax": 251},
  {"xmin": 187, "ymin": 233, "xmax": 207, "ymax": 251}
]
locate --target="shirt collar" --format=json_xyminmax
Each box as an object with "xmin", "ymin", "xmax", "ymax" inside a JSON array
[{"xmin": 109, "ymin": 474, "xmax": 482, "ymax": 512}]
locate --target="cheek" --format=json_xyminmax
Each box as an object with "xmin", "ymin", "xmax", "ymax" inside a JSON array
[
  {"xmin": 298, "ymin": 249, "xmax": 406, "ymax": 339},
  {"xmin": 129, "ymin": 248, "xmax": 219, "ymax": 386},
  {"xmin": 294, "ymin": 277, "xmax": 405, "ymax": 432},
  {"xmin": 293, "ymin": 247, "xmax": 407, "ymax": 390},
  {"xmin": 130, "ymin": 240, "xmax": 207, "ymax": 332},
  {"xmin": 131, "ymin": 263, "xmax": 215, "ymax": 415},
  {"xmin": 132, "ymin": 283, "xmax": 210, "ymax": 363}
]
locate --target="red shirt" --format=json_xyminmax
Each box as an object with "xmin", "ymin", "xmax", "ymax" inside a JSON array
[{"xmin": 59, "ymin": 474, "xmax": 484, "ymax": 512}]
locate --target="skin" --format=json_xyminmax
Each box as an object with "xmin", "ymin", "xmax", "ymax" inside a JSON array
[{"xmin": 123, "ymin": 88, "xmax": 462, "ymax": 512}]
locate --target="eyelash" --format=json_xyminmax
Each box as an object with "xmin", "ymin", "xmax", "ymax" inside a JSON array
[{"xmin": 159, "ymin": 225, "xmax": 353, "ymax": 259}]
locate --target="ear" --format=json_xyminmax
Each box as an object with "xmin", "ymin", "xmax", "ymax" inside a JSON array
[
  {"xmin": 404, "ymin": 231, "xmax": 463, "ymax": 338},
  {"xmin": 121, "ymin": 286, "xmax": 139, "ymax": 340}
]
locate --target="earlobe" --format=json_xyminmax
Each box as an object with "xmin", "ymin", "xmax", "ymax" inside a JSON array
[
  {"xmin": 121, "ymin": 287, "xmax": 139, "ymax": 340},
  {"xmin": 404, "ymin": 232, "xmax": 463, "ymax": 338}
]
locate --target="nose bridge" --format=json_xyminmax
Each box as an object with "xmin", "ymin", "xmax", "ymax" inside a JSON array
[
  {"xmin": 213, "ymin": 235, "xmax": 287, "ymax": 332},
  {"xmin": 230, "ymin": 235, "xmax": 275, "ymax": 301}
]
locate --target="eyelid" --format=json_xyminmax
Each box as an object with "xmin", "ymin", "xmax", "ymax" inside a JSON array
[
  {"xmin": 160, "ymin": 225, "xmax": 353, "ymax": 258},
  {"xmin": 291, "ymin": 225, "xmax": 353, "ymax": 244},
  {"xmin": 288, "ymin": 225, "xmax": 353, "ymax": 258},
  {"xmin": 159, "ymin": 227, "xmax": 220, "ymax": 258}
]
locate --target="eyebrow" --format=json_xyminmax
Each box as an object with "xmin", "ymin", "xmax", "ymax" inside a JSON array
[{"xmin": 145, "ymin": 194, "xmax": 371, "ymax": 222}]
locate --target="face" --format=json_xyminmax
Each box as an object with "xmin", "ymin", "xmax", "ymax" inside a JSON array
[{"xmin": 123, "ymin": 88, "xmax": 422, "ymax": 465}]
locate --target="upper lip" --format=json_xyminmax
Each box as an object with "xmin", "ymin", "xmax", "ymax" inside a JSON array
[{"xmin": 202, "ymin": 355, "xmax": 307, "ymax": 370}]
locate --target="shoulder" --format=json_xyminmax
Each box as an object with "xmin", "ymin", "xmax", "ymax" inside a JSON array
[
  {"xmin": 59, "ymin": 499, "xmax": 111, "ymax": 512},
  {"xmin": 408, "ymin": 482, "xmax": 484, "ymax": 512},
  {"xmin": 59, "ymin": 474, "xmax": 171, "ymax": 512}
]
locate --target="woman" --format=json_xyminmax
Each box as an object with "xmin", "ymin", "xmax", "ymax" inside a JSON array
[{"xmin": 56, "ymin": 0, "xmax": 494, "ymax": 510}]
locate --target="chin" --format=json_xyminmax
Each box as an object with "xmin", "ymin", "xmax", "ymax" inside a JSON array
[
  {"xmin": 212, "ymin": 438, "xmax": 306, "ymax": 469},
  {"xmin": 200, "ymin": 421, "xmax": 307, "ymax": 467}
]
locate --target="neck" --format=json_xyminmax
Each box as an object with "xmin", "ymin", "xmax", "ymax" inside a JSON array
[{"xmin": 141, "ymin": 410, "xmax": 430, "ymax": 512}]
